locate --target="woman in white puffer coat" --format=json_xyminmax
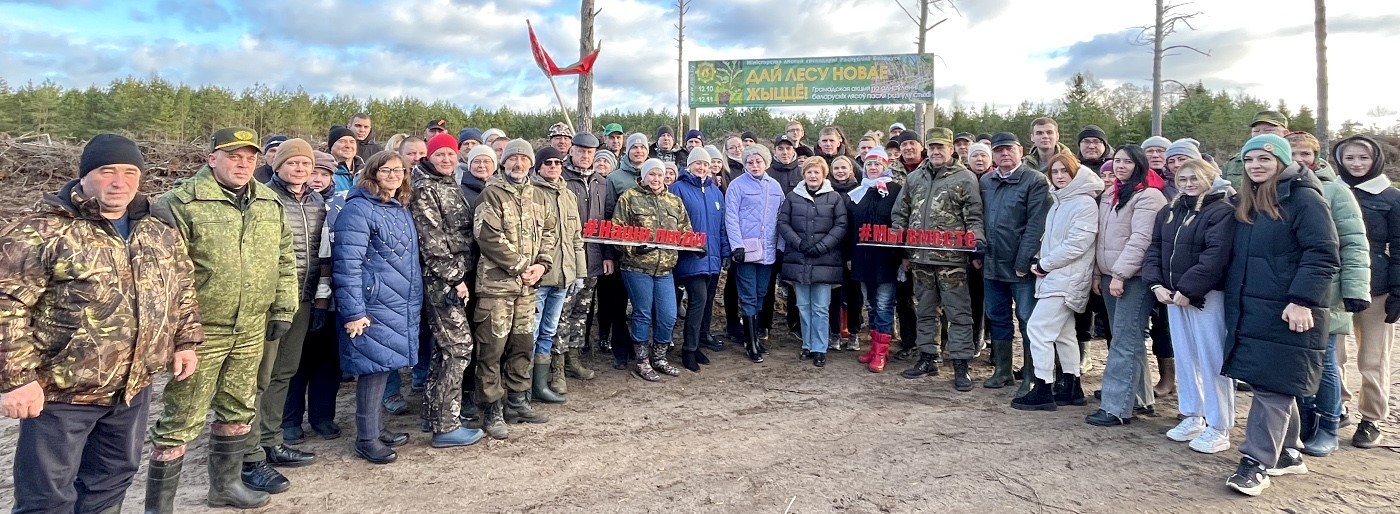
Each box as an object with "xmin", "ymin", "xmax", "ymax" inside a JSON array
[{"xmin": 1013, "ymin": 153, "xmax": 1104, "ymax": 411}]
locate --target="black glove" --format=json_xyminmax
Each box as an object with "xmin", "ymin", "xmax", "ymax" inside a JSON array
[
  {"xmin": 310, "ymin": 308, "xmax": 330, "ymax": 332},
  {"xmin": 804, "ymin": 242, "xmax": 826, "ymax": 258},
  {"xmin": 634, "ymin": 245, "xmax": 655, "ymax": 255},
  {"xmin": 1343, "ymin": 298, "xmax": 1371, "ymax": 314},
  {"xmin": 972, "ymin": 242, "xmax": 986, "ymax": 259},
  {"xmin": 266, "ymin": 320, "xmax": 292, "ymax": 342},
  {"xmin": 731, "ymin": 248, "xmax": 746, "ymax": 265},
  {"xmin": 1386, "ymin": 294, "xmax": 1400, "ymax": 324}
]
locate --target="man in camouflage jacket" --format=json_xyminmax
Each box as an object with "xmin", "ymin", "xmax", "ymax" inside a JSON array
[
  {"xmin": 472, "ymin": 139, "xmax": 558, "ymax": 440},
  {"xmin": 146, "ymin": 128, "xmax": 299, "ymax": 511},
  {"xmin": 409, "ymin": 135, "xmax": 483, "ymax": 446},
  {"xmin": 892, "ymin": 128, "xmax": 985, "ymax": 391},
  {"xmin": 0, "ymin": 135, "xmax": 203, "ymax": 514}
]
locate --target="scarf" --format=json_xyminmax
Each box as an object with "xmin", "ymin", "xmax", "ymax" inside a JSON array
[
  {"xmin": 1112, "ymin": 169, "xmax": 1165, "ymax": 211},
  {"xmin": 849, "ymin": 176, "xmax": 892, "ymax": 204}
]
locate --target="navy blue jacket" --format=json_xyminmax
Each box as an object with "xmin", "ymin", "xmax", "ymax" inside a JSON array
[
  {"xmin": 670, "ymin": 170, "xmax": 729, "ymax": 277},
  {"xmin": 1222, "ymin": 167, "xmax": 1338, "ymax": 397},
  {"xmin": 333, "ymin": 186, "xmax": 423, "ymax": 376}
]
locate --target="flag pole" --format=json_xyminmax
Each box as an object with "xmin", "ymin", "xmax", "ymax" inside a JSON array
[{"xmin": 546, "ymin": 73, "xmax": 575, "ymax": 131}]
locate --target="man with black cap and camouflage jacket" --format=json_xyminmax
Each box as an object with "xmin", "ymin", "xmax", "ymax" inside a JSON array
[
  {"xmin": 146, "ymin": 127, "xmax": 299, "ymax": 512},
  {"xmin": 1, "ymin": 134, "xmax": 204, "ymax": 514}
]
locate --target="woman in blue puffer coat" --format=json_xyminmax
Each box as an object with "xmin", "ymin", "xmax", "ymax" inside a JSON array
[
  {"xmin": 333, "ymin": 151, "xmax": 423, "ymax": 465},
  {"xmin": 671, "ymin": 147, "xmax": 729, "ymax": 372}
]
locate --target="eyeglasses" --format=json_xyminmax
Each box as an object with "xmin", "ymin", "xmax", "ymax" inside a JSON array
[
  {"xmin": 542, "ymin": 159, "xmax": 563, "ymax": 166},
  {"xmin": 379, "ymin": 167, "xmax": 407, "ymax": 175}
]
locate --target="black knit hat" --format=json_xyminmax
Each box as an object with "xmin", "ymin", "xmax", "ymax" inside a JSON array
[
  {"xmin": 1077, "ymin": 125, "xmax": 1109, "ymax": 146},
  {"xmin": 80, "ymin": 134, "xmax": 145, "ymax": 178},
  {"xmin": 656, "ymin": 125, "xmax": 674, "ymax": 138},
  {"xmin": 328, "ymin": 126, "xmax": 356, "ymax": 149}
]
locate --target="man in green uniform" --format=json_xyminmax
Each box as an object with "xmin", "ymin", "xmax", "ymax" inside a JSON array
[{"xmin": 145, "ymin": 128, "xmax": 298, "ymax": 511}]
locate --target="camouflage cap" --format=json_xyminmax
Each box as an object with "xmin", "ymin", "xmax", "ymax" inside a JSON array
[
  {"xmin": 210, "ymin": 127, "xmax": 261, "ymax": 153},
  {"xmin": 1251, "ymin": 110, "xmax": 1289, "ymax": 128},
  {"xmin": 925, "ymin": 127, "xmax": 954, "ymax": 146},
  {"xmin": 549, "ymin": 122, "xmax": 575, "ymax": 138}
]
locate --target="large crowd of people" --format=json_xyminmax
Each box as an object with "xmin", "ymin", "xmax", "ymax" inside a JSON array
[{"xmin": 1, "ymin": 108, "xmax": 1395, "ymax": 512}]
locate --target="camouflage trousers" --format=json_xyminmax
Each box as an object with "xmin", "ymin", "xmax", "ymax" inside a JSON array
[
  {"xmin": 554, "ymin": 277, "xmax": 598, "ymax": 354},
  {"xmin": 423, "ymin": 285, "xmax": 474, "ymax": 433},
  {"xmin": 150, "ymin": 324, "xmax": 264, "ymax": 448},
  {"xmin": 912, "ymin": 263, "xmax": 976, "ymax": 360},
  {"xmin": 473, "ymin": 295, "xmax": 535, "ymax": 404}
]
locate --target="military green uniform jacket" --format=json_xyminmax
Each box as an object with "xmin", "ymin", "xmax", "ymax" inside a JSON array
[
  {"xmin": 892, "ymin": 160, "xmax": 985, "ymax": 267},
  {"xmin": 531, "ymin": 172, "xmax": 587, "ymax": 288},
  {"xmin": 158, "ymin": 166, "xmax": 299, "ymax": 334},
  {"xmin": 1222, "ymin": 155, "xmax": 1244, "ymax": 191},
  {"xmin": 0, "ymin": 181, "xmax": 204, "ymax": 406},
  {"xmin": 473, "ymin": 175, "xmax": 559, "ymax": 298},
  {"xmin": 410, "ymin": 167, "xmax": 476, "ymax": 291},
  {"xmin": 614, "ymin": 185, "xmax": 692, "ymax": 276}
]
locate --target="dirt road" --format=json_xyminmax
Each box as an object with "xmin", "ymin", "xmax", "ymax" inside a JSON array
[{"xmin": 0, "ymin": 331, "xmax": 1397, "ymax": 513}]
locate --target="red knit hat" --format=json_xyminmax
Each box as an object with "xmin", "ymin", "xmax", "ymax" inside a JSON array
[{"xmin": 427, "ymin": 133, "xmax": 458, "ymax": 158}]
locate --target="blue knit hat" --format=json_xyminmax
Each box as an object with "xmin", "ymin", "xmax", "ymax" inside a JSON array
[{"xmin": 1240, "ymin": 134, "xmax": 1292, "ymax": 167}]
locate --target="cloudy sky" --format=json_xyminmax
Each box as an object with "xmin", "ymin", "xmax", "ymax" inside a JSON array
[{"xmin": 2, "ymin": 0, "xmax": 1397, "ymax": 128}]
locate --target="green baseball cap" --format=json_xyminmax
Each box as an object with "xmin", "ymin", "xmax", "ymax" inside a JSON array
[
  {"xmin": 924, "ymin": 127, "xmax": 954, "ymax": 146},
  {"xmin": 603, "ymin": 123, "xmax": 624, "ymax": 136},
  {"xmin": 1251, "ymin": 110, "xmax": 1288, "ymax": 128},
  {"xmin": 210, "ymin": 127, "xmax": 261, "ymax": 153}
]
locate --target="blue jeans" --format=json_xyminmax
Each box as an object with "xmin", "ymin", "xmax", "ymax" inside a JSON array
[
  {"xmin": 533, "ymin": 285, "xmax": 568, "ymax": 355},
  {"xmin": 1099, "ymin": 275, "xmax": 1154, "ymax": 419},
  {"xmin": 621, "ymin": 270, "xmax": 677, "ymax": 344},
  {"xmin": 1307, "ymin": 335, "xmax": 1343, "ymax": 421},
  {"xmin": 793, "ymin": 283, "xmax": 833, "ymax": 352},
  {"xmin": 734, "ymin": 263, "xmax": 774, "ymax": 318},
  {"xmin": 984, "ymin": 277, "xmax": 1037, "ymax": 342},
  {"xmin": 861, "ymin": 282, "xmax": 896, "ymax": 333}
]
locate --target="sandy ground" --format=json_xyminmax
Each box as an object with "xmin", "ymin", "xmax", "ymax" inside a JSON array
[{"xmin": 1, "ymin": 323, "xmax": 1398, "ymax": 513}]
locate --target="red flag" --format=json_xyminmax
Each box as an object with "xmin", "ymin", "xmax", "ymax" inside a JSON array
[{"xmin": 528, "ymin": 20, "xmax": 601, "ymax": 76}]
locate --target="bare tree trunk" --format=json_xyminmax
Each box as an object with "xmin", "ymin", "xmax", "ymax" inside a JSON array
[
  {"xmin": 676, "ymin": 1, "xmax": 687, "ymax": 132},
  {"xmin": 577, "ymin": 0, "xmax": 598, "ymax": 134},
  {"xmin": 913, "ymin": 0, "xmax": 929, "ymax": 135},
  {"xmin": 1315, "ymin": 0, "xmax": 1329, "ymax": 151},
  {"xmin": 1151, "ymin": 0, "xmax": 1164, "ymax": 136}
]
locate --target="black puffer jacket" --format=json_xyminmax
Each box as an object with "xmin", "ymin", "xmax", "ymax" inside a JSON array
[
  {"xmin": 1143, "ymin": 179, "xmax": 1236, "ymax": 307},
  {"xmin": 778, "ymin": 181, "xmax": 848, "ymax": 285},
  {"xmin": 1335, "ymin": 134, "xmax": 1400, "ymax": 297},
  {"xmin": 847, "ymin": 180, "xmax": 903, "ymax": 286},
  {"xmin": 768, "ymin": 158, "xmax": 803, "ymax": 194},
  {"xmin": 1222, "ymin": 166, "xmax": 1339, "ymax": 397}
]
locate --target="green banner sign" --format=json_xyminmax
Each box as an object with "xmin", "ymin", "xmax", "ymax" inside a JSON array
[{"xmin": 688, "ymin": 54, "xmax": 934, "ymax": 108}]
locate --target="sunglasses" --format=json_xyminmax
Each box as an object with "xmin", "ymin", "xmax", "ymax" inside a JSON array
[{"xmin": 542, "ymin": 159, "xmax": 563, "ymax": 166}]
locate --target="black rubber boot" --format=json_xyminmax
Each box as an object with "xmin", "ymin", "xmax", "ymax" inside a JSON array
[
  {"xmin": 207, "ymin": 434, "xmax": 270, "ymax": 508},
  {"xmin": 143, "ymin": 457, "xmax": 181, "ymax": 514},
  {"xmin": 744, "ymin": 316, "xmax": 764, "ymax": 363},
  {"xmin": 1013, "ymin": 339, "xmax": 1035, "ymax": 399},
  {"xmin": 530, "ymin": 359, "xmax": 566, "ymax": 404},
  {"xmin": 1302, "ymin": 416, "xmax": 1340, "ymax": 457},
  {"xmin": 1011, "ymin": 377, "xmax": 1058, "ymax": 411}
]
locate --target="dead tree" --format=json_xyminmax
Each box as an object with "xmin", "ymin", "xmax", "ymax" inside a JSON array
[
  {"xmin": 675, "ymin": 0, "xmax": 691, "ymax": 132},
  {"xmin": 895, "ymin": 0, "xmax": 957, "ymax": 133},
  {"xmin": 1135, "ymin": 0, "xmax": 1210, "ymax": 136},
  {"xmin": 577, "ymin": 0, "xmax": 599, "ymax": 134},
  {"xmin": 1315, "ymin": 0, "xmax": 1329, "ymax": 150}
]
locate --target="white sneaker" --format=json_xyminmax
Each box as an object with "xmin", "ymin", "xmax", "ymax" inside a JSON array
[
  {"xmin": 1190, "ymin": 427, "xmax": 1231, "ymax": 454},
  {"xmin": 1167, "ymin": 416, "xmax": 1206, "ymax": 442}
]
